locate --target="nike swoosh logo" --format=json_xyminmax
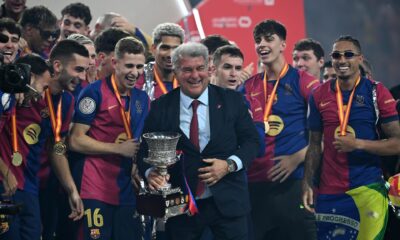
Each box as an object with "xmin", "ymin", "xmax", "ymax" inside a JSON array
[
  {"xmin": 320, "ymin": 101, "xmax": 331, "ymax": 107},
  {"xmin": 250, "ymin": 92, "xmax": 262, "ymax": 97},
  {"xmin": 108, "ymin": 105, "xmax": 118, "ymax": 110}
]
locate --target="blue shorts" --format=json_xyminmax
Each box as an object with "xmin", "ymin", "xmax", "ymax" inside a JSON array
[
  {"xmin": 0, "ymin": 189, "xmax": 41, "ymax": 240},
  {"xmin": 77, "ymin": 199, "xmax": 141, "ymax": 240},
  {"xmin": 316, "ymin": 183, "xmax": 388, "ymax": 240}
]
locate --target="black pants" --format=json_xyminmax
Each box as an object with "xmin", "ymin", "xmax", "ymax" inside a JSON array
[
  {"xmin": 249, "ymin": 179, "xmax": 316, "ymax": 240},
  {"xmin": 166, "ymin": 197, "xmax": 248, "ymax": 240}
]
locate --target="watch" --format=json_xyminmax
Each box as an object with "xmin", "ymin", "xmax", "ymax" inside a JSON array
[{"xmin": 226, "ymin": 159, "xmax": 237, "ymax": 173}]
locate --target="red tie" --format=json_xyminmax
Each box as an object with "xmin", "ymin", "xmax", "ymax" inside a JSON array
[
  {"xmin": 190, "ymin": 100, "xmax": 205, "ymax": 197},
  {"xmin": 190, "ymin": 100, "xmax": 200, "ymax": 150}
]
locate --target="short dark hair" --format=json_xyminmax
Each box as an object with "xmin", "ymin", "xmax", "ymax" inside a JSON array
[
  {"xmin": 20, "ymin": 6, "xmax": 57, "ymax": 28},
  {"xmin": 323, "ymin": 60, "xmax": 332, "ymax": 68},
  {"xmin": 49, "ymin": 39, "xmax": 89, "ymax": 65},
  {"xmin": 294, "ymin": 38, "xmax": 324, "ymax": 60},
  {"xmin": 115, "ymin": 37, "xmax": 145, "ymax": 59},
  {"xmin": 213, "ymin": 45, "xmax": 244, "ymax": 66},
  {"xmin": 0, "ymin": 18, "xmax": 21, "ymax": 37},
  {"xmin": 15, "ymin": 54, "xmax": 49, "ymax": 75},
  {"xmin": 253, "ymin": 19, "xmax": 286, "ymax": 41},
  {"xmin": 200, "ymin": 35, "xmax": 230, "ymax": 55},
  {"xmin": 94, "ymin": 27, "xmax": 131, "ymax": 54},
  {"xmin": 61, "ymin": 3, "xmax": 92, "ymax": 26},
  {"xmin": 334, "ymin": 35, "xmax": 362, "ymax": 53}
]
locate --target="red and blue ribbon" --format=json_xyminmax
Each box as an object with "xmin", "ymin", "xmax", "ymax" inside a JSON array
[{"xmin": 178, "ymin": 151, "xmax": 199, "ymax": 215}]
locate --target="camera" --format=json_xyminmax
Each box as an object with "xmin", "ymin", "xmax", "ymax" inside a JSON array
[{"xmin": 0, "ymin": 53, "xmax": 31, "ymax": 94}]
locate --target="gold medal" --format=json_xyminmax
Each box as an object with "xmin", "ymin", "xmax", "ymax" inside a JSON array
[
  {"xmin": 262, "ymin": 64, "xmax": 289, "ymax": 136},
  {"xmin": 53, "ymin": 141, "xmax": 67, "ymax": 155},
  {"xmin": 264, "ymin": 121, "xmax": 270, "ymax": 134},
  {"xmin": 11, "ymin": 152, "xmax": 23, "ymax": 167}
]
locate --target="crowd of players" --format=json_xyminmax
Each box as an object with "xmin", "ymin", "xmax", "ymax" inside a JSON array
[{"xmin": 0, "ymin": 1, "xmax": 399, "ymax": 240}]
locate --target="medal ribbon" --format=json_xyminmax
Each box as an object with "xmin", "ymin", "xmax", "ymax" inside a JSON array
[
  {"xmin": 336, "ymin": 76, "xmax": 361, "ymax": 136},
  {"xmin": 263, "ymin": 63, "xmax": 289, "ymax": 123},
  {"xmin": 11, "ymin": 107, "xmax": 19, "ymax": 154},
  {"xmin": 153, "ymin": 66, "xmax": 178, "ymax": 94},
  {"xmin": 45, "ymin": 88, "xmax": 62, "ymax": 142},
  {"xmin": 111, "ymin": 74, "xmax": 132, "ymax": 139}
]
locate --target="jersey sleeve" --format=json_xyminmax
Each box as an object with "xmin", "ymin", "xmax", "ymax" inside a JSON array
[
  {"xmin": 299, "ymin": 71, "xmax": 320, "ymax": 102},
  {"xmin": 308, "ymin": 93, "xmax": 323, "ymax": 132},
  {"xmin": 73, "ymin": 83, "xmax": 101, "ymax": 125},
  {"xmin": 376, "ymin": 82, "xmax": 399, "ymax": 123}
]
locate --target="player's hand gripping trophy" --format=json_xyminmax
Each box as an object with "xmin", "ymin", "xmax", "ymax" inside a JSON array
[{"xmin": 137, "ymin": 132, "xmax": 189, "ymax": 222}]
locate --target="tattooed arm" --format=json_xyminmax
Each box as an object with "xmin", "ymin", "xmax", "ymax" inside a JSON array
[{"xmin": 302, "ymin": 131, "xmax": 323, "ymax": 213}]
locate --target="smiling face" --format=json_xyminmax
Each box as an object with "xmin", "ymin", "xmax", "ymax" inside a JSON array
[
  {"xmin": 331, "ymin": 41, "xmax": 363, "ymax": 82},
  {"xmin": 56, "ymin": 54, "xmax": 89, "ymax": 92},
  {"xmin": 254, "ymin": 33, "xmax": 286, "ymax": 66},
  {"xmin": 60, "ymin": 14, "xmax": 89, "ymax": 39},
  {"xmin": 214, "ymin": 54, "xmax": 243, "ymax": 90},
  {"xmin": 113, "ymin": 53, "xmax": 145, "ymax": 95},
  {"xmin": 292, "ymin": 49, "xmax": 323, "ymax": 79},
  {"xmin": 0, "ymin": 29, "xmax": 19, "ymax": 63},
  {"xmin": 175, "ymin": 56, "xmax": 210, "ymax": 99},
  {"xmin": 152, "ymin": 35, "xmax": 181, "ymax": 72}
]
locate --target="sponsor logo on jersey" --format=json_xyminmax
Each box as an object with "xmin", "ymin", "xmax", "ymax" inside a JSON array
[{"xmin": 23, "ymin": 123, "xmax": 41, "ymax": 145}]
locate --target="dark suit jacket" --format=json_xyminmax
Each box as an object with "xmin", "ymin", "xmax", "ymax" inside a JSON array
[{"xmin": 138, "ymin": 84, "xmax": 259, "ymax": 217}]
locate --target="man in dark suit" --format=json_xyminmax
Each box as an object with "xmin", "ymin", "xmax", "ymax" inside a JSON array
[{"xmin": 138, "ymin": 42, "xmax": 259, "ymax": 240}]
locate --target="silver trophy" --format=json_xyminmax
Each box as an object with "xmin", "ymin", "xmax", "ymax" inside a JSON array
[{"xmin": 137, "ymin": 132, "xmax": 189, "ymax": 221}]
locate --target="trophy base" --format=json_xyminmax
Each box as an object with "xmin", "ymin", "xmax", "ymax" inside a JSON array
[
  {"xmin": 137, "ymin": 188, "xmax": 189, "ymax": 221},
  {"xmin": 0, "ymin": 201, "xmax": 22, "ymax": 235}
]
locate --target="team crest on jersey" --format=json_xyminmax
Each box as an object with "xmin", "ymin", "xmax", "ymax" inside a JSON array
[
  {"xmin": 135, "ymin": 100, "xmax": 142, "ymax": 114},
  {"xmin": 334, "ymin": 125, "xmax": 356, "ymax": 138},
  {"xmin": 90, "ymin": 228, "xmax": 101, "ymax": 239},
  {"xmin": 23, "ymin": 123, "xmax": 41, "ymax": 145},
  {"xmin": 284, "ymin": 83, "xmax": 293, "ymax": 95},
  {"xmin": 266, "ymin": 115, "xmax": 284, "ymax": 136},
  {"xmin": 79, "ymin": 97, "xmax": 96, "ymax": 115},
  {"xmin": 355, "ymin": 95, "xmax": 365, "ymax": 106},
  {"xmin": 115, "ymin": 132, "xmax": 128, "ymax": 143},
  {"xmin": 40, "ymin": 107, "xmax": 49, "ymax": 118}
]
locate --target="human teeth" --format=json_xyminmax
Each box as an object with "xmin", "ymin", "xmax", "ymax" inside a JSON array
[{"xmin": 339, "ymin": 67, "xmax": 349, "ymax": 70}]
